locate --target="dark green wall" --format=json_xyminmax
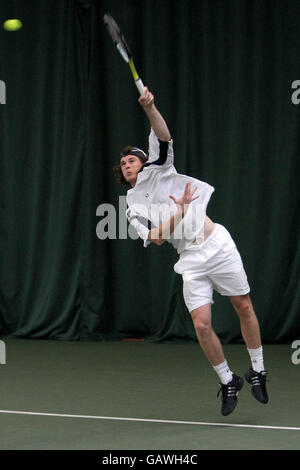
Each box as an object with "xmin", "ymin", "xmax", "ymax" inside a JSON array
[{"xmin": 0, "ymin": 0, "xmax": 299, "ymax": 343}]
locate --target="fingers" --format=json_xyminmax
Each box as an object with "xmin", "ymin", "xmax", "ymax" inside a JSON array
[
  {"xmin": 138, "ymin": 87, "xmax": 154, "ymax": 107},
  {"xmin": 170, "ymin": 183, "xmax": 199, "ymax": 206},
  {"xmin": 138, "ymin": 86, "xmax": 148, "ymax": 100},
  {"xmin": 184, "ymin": 182, "xmax": 198, "ymax": 197},
  {"xmin": 184, "ymin": 182, "xmax": 190, "ymax": 197},
  {"xmin": 191, "ymin": 185, "xmax": 197, "ymax": 195},
  {"xmin": 191, "ymin": 187, "xmax": 198, "ymax": 199}
]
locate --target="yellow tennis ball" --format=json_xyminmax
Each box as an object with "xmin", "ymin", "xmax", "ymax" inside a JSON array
[{"xmin": 3, "ymin": 19, "xmax": 23, "ymax": 31}]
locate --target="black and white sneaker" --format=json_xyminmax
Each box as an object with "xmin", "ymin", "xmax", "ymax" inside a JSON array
[
  {"xmin": 244, "ymin": 368, "xmax": 269, "ymax": 404},
  {"xmin": 217, "ymin": 374, "xmax": 244, "ymax": 416}
]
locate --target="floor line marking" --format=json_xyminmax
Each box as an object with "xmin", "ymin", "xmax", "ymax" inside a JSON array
[{"xmin": 0, "ymin": 409, "xmax": 299, "ymax": 432}]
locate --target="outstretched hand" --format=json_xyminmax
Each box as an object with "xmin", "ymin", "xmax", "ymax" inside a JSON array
[{"xmin": 170, "ymin": 183, "xmax": 199, "ymax": 214}]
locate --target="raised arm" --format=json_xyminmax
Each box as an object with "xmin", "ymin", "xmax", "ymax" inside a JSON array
[{"xmin": 138, "ymin": 87, "xmax": 171, "ymax": 142}]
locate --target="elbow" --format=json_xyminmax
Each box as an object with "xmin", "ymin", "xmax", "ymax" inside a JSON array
[
  {"xmin": 148, "ymin": 232, "xmax": 165, "ymax": 246},
  {"xmin": 154, "ymin": 238, "xmax": 165, "ymax": 246}
]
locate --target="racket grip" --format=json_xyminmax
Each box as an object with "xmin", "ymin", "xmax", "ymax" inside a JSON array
[{"xmin": 135, "ymin": 78, "xmax": 145, "ymax": 96}]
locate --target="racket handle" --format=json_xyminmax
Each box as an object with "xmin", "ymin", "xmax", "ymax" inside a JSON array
[{"xmin": 135, "ymin": 78, "xmax": 145, "ymax": 96}]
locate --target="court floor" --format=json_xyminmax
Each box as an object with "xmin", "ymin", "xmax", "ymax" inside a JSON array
[{"xmin": 0, "ymin": 338, "xmax": 299, "ymax": 450}]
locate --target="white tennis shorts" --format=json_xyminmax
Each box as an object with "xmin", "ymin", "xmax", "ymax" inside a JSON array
[{"xmin": 173, "ymin": 224, "xmax": 250, "ymax": 313}]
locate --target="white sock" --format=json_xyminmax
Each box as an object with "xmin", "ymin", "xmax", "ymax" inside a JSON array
[
  {"xmin": 247, "ymin": 346, "xmax": 265, "ymax": 372},
  {"xmin": 213, "ymin": 360, "xmax": 233, "ymax": 385}
]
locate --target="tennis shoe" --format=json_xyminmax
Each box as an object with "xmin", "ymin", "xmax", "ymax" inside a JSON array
[
  {"xmin": 217, "ymin": 374, "xmax": 244, "ymax": 416},
  {"xmin": 244, "ymin": 368, "xmax": 269, "ymax": 404}
]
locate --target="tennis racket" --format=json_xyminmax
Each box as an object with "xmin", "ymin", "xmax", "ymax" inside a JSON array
[{"xmin": 103, "ymin": 13, "xmax": 145, "ymax": 96}]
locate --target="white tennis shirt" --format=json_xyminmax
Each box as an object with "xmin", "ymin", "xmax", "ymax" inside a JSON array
[{"xmin": 126, "ymin": 129, "xmax": 215, "ymax": 254}]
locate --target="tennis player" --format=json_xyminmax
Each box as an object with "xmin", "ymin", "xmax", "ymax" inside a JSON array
[{"xmin": 115, "ymin": 87, "xmax": 269, "ymax": 416}]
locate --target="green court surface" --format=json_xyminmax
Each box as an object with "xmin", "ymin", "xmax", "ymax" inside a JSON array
[{"xmin": 0, "ymin": 338, "xmax": 299, "ymax": 450}]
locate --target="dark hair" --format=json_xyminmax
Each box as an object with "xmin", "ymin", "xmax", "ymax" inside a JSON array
[{"xmin": 113, "ymin": 145, "xmax": 148, "ymax": 186}]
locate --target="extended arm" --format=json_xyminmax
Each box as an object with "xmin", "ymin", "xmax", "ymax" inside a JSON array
[{"xmin": 138, "ymin": 87, "xmax": 171, "ymax": 142}]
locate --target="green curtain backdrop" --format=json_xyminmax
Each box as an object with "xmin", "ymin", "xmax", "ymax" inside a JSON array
[{"xmin": 0, "ymin": 0, "xmax": 299, "ymax": 343}]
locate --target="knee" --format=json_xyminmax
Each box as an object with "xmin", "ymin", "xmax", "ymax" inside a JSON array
[
  {"xmin": 193, "ymin": 318, "xmax": 212, "ymax": 338},
  {"xmin": 234, "ymin": 299, "xmax": 253, "ymax": 319}
]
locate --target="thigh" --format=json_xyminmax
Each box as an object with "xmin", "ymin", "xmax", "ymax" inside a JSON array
[
  {"xmin": 182, "ymin": 275, "xmax": 214, "ymax": 313},
  {"xmin": 209, "ymin": 247, "xmax": 250, "ymax": 297}
]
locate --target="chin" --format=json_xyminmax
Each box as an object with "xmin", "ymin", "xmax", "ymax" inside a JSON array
[{"xmin": 128, "ymin": 177, "xmax": 137, "ymax": 186}]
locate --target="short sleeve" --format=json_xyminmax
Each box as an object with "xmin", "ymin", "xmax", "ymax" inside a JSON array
[{"xmin": 145, "ymin": 128, "xmax": 174, "ymax": 167}]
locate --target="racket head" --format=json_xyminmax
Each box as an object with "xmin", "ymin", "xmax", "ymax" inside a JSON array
[{"xmin": 103, "ymin": 13, "xmax": 132, "ymax": 63}]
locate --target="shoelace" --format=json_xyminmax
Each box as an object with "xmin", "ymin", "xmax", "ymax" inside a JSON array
[
  {"xmin": 217, "ymin": 384, "xmax": 238, "ymax": 399},
  {"xmin": 250, "ymin": 371, "xmax": 268, "ymax": 387}
]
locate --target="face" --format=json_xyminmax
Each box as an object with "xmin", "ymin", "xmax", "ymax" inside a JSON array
[{"xmin": 120, "ymin": 154, "xmax": 143, "ymax": 187}]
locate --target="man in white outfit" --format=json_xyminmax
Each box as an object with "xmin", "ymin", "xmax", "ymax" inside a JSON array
[{"xmin": 114, "ymin": 87, "xmax": 269, "ymax": 416}]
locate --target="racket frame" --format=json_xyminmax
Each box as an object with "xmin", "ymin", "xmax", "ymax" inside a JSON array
[{"xmin": 103, "ymin": 13, "xmax": 145, "ymax": 95}]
